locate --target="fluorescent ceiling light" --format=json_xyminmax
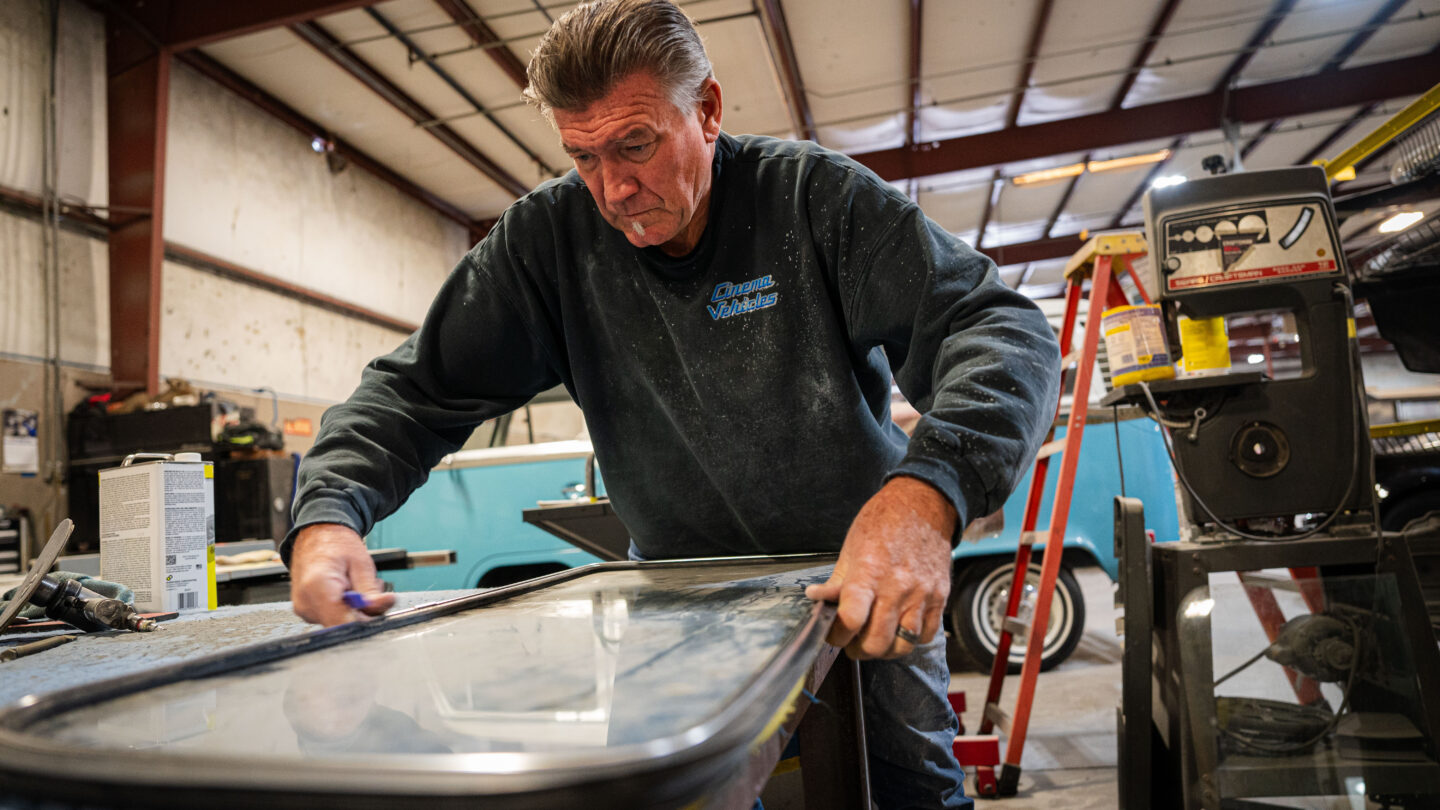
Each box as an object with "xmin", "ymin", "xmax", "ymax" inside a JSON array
[
  {"xmin": 1378, "ymin": 211, "xmax": 1424, "ymax": 233},
  {"xmin": 1247, "ymin": 354, "xmax": 1265, "ymax": 364},
  {"xmin": 1087, "ymin": 149, "xmax": 1172, "ymax": 173},
  {"xmin": 1012, "ymin": 163, "xmax": 1084, "ymax": 186},
  {"xmin": 1151, "ymin": 174, "xmax": 1187, "ymax": 189}
]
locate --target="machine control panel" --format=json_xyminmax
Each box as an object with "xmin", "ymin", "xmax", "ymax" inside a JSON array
[{"xmin": 1158, "ymin": 201, "xmax": 1340, "ymax": 292}]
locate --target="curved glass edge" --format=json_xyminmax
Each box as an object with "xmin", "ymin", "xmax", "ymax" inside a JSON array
[{"xmin": 0, "ymin": 554, "xmax": 838, "ymax": 802}]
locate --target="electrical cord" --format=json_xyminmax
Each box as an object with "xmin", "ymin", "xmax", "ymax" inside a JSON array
[
  {"xmin": 1177, "ymin": 281, "xmax": 1387, "ymax": 757},
  {"xmin": 1213, "ymin": 645, "xmax": 1271, "ymax": 688},
  {"xmin": 1214, "ymin": 614, "xmax": 1365, "ymax": 755},
  {"xmin": 1137, "ymin": 282, "xmax": 1371, "ymax": 541},
  {"xmin": 1112, "ymin": 404, "xmax": 1126, "ymax": 498},
  {"xmin": 1336, "ymin": 281, "xmax": 1385, "ymax": 541},
  {"xmin": 1139, "ymin": 379, "xmax": 1361, "ymax": 541}
]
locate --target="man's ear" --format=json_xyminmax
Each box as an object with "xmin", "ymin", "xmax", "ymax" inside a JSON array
[{"xmin": 698, "ymin": 78, "xmax": 722, "ymax": 143}]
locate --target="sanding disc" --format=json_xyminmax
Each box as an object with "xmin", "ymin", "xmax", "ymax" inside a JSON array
[{"xmin": 0, "ymin": 519, "xmax": 74, "ymax": 636}]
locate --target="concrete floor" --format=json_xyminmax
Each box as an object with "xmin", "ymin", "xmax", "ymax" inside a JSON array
[{"xmin": 950, "ymin": 567, "xmax": 1123, "ymax": 810}]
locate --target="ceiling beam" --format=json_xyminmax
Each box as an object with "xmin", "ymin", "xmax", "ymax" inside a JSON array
[
  {"xmin": 1044, "ymin": 0, "xmax": 1181, "ymax": 239},
  {"xmin": 1322, "ymin": 0, "xmax": 1408, "ymax": 73},
  {"xmin": 291, "ymin": 20, "xmax": 531, "ymax": 198},
  {"xmin": 1042, "ymin": 173, "xmax": 1081, "ymax": 239},
  {"xmin": 366, "ymin": 7, "xmax": 557, "ymax": 177},
  {"xmin": 1218, "ymin": 0, "xmax": 1300, "ymax": 89},
  {"xmin": 175, "ymin": 51, "xmax": 480, "ymax": 230},
  {"xmin": 1345, "ymin": 42, "xmax": 1440, "ymax": 179},
  {"xmin": 755, "ymin": 0, "xmax": 817, "ymax": 142},
  {"xmin": 1235, "ymin": 0, "xmax": 1409, "ymax": 164},
  {"xmin": 979, "ymin": 232, "xmax": 1085, "ymax": 267},
  {"xmin": 1102, "ymin": 0, "xmax": 1300, "ymax": 232},
  {"xmin": 980, "ymin": 0, "xmax": 1054, "ymax": 248},
  {"xmin": 1107, "ymin": 0, "xmax": 1182, "ymax": 111},
  {"xmin": 852, "ymin": 51, "xmax": 1440, "ymax": 183},
  {"xmin": 974, "ymin": 170, "xmax": 1002, "ymax": 250},
  {"xmin": 105, "ymin": 0, "xmax": 376, "ymax": 51},
  {"xmin": 1333, "ymin": 174, "xmax": 1440, "ymax": 218},
  {"xmin": 1239, "ymin": 120, "xmax": 1279, "ymax": 162},
  {"xmin": 431, "ymin": 0, "xmax": 530, "ymax": 87},
  {"xmin": 1295, "ymin": 102, "xmax": 1380, "ymax": 168},
  {"xmin": 1108, "ymin": 136, "xmax": 1184, "ymax": 229},
  {"xmin": 1008, "ymin": 0, "xmax": 1056, "ymax": 129}
]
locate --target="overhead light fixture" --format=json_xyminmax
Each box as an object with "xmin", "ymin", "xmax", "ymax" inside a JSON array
[
  {"xmin": 1012, "ymin": 162, "xmax": 1084, "ymax": 186},
  {"xmin": 1378, "ymin": 211, "xmax": 1424, "ymax": 233},
  {"xmin": 1247, "ymin": 353, "xmax": 1265, "ymax": 364},
  {"xmin": 1087, "ymin": 149, "xmax": 1172, "ymax": 173},
  {"xmin": 1151, "ymin": 174, "xmax": 1187, "ymax": 189}
]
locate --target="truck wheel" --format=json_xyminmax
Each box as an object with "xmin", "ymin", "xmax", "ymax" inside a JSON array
[{"xmin": 949, "ymin": 557, "xmax": 1086, "ymax": 674}]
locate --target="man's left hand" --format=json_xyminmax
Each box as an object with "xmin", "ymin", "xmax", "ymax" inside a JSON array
[{"xmin": 806, "ymin": 476, "xmax": 957, "ymax": 660}]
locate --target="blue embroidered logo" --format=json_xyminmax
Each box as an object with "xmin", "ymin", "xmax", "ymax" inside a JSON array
[{"xmin": 708, "ymin": 275, "xmax": 778, "ymax": 320}]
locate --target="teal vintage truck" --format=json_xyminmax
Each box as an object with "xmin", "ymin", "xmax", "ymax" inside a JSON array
[{"xmin": 366, "ymin": 411, "xmax": 1178, "ymax": 672}]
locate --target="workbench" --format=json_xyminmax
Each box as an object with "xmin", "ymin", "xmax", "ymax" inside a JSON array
[
  {"xmin": 0, "ymin": 591, "xmax": 470, "ymax": 711},
  {"xmin": 39, "ymin": 543, "xmax": 457, "ymax": 606},
  {"xmin": 0, "ymin": 557, "xmax": 868, "ymax": 809}
]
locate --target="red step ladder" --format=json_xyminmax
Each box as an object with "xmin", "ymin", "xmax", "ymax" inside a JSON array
[{"xmin": 958, "ymin": 232, "xmax": 1152, "ymax": 797}]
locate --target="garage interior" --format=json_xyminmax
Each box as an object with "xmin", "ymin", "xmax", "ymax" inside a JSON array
[{"xmin": 1, "ymin": 0, "xmax": 1439, "ymax": 807}]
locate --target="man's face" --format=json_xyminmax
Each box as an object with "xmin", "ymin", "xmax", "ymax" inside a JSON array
[{"xmin": 554, "ymin": 72, "xmax": 722, "ymax": 256}]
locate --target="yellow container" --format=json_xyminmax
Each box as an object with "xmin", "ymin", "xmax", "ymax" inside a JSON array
[
  {"xmin": 1101, "ymin": 304, "xmax": 1176, "ymax": 387},
  {"xmin": 1177, "ymin": 316, "xmax": 1232, "ymax": 375}
]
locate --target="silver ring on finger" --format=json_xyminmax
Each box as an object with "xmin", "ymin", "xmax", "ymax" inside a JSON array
[{"xmin": 895, "ymin": 625, "xmax": 921, "ymax": 646}]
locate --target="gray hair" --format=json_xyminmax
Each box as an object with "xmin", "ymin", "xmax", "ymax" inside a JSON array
[{"xmin": 522, "ymin": 0, "xmax": 713, "ymax": 119}]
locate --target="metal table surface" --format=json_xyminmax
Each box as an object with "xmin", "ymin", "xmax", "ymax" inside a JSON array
[
  {"xmin": 0, "ymin": 590, "xmax": 475, "ymax": 710},
  {"xmin": 0, "ymin": 557, "xmax": 859, "ymax": 810}
]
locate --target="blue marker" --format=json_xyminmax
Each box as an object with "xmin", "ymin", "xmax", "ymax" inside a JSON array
[{"xmin": 341, "ymin": 590, "xmax": 370, "ymax": 610}]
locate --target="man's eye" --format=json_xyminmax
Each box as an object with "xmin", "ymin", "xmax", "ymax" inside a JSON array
[
  {"xmin": 573, "ymin": 154, "xmax": 594, "ymax": 166},
  {"xmin": 625, "ymin": 143, "xmax": 655, "ymax": 159}
]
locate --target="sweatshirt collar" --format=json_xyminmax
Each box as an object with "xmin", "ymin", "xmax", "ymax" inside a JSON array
[{"xmin": 634, "ymin": 132, "xmax": 736, "ymax": 281}]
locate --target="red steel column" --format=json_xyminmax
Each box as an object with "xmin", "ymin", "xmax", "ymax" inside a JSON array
[{"xmin": 106, "ymin": 21, "xmax": 170, "ymax": 395}]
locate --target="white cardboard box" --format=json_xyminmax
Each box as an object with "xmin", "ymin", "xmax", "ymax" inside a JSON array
[{"xmin": 99, "ymin": 455, "xmax": 216, "ymax": 613}]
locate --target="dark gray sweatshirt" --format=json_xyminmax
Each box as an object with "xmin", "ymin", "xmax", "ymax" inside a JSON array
[{"xmin": 284, "ymin": 133, "xmax": 1060, "ymax": 563}]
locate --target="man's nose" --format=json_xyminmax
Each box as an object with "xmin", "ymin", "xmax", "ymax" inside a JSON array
[{"xmin": 602, "ymin": 159, "xmax": 639, "ymax": 205}]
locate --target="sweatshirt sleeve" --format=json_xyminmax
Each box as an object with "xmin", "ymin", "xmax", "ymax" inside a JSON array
[
  {"xmin": 843, "ymin": 197, "xmax": 1062, "ymax": 531},
  {"xmin": 281, "ymin": 220, "xmax": 562, "ymax": 565}
]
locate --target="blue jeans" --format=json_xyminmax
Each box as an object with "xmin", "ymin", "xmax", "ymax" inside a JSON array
[
  {"xmin": 629, "ymin": 544, "xmax": 971, "ymax": 809},
  {"xmin": 861, "ymin": 636, "xmax": 973, "ymax": 809}
]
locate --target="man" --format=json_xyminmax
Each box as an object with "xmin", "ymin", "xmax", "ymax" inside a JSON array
[{"xmin": 284, "ymin": 1, "xmax": 1060, "ymax": 806}]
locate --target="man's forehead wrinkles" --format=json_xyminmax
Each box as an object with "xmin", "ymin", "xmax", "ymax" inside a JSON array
[
  {"xmin": 560, "ymin": 118, "xmax": 657, "ymax": 153},
  {"xmin": 554, "ymin": 85, "xmax": 671, "ymax": 150}
]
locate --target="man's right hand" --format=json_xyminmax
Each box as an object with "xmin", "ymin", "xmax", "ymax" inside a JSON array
[{"xmin": 289, "ymin": 523, "xmax": 397, "ymax": 626}]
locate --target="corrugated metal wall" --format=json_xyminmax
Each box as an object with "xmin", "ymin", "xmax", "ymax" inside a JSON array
[
  {"xmin": 0, "ymin": 0, "xmax": 469, "ymax": 404},
  {"xmin": 0, "ymin": 0, "xmax": 473, "ymax": 528}
]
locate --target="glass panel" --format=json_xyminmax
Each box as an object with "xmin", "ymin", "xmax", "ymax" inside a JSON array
[
  {"xmin": 1177, "ymin": 572, "xmax": 1440, "ymax": 805},
  {"xmin": 28, "ymin": 560, "xmax": 831, "ymax": 761}
]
